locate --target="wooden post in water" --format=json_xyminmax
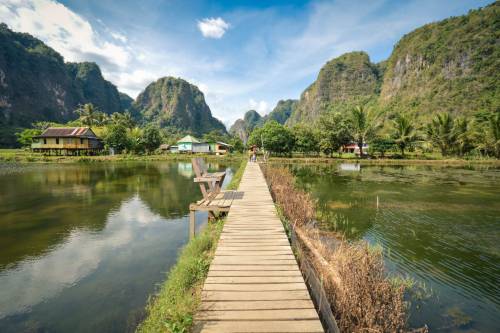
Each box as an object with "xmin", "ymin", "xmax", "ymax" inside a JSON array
[
  {"xmin": 377, "ymin": 195, "xmax": 379, "ymax": 209},
  {"xmin": 189, "ymin": 210, "xmax": 195, "ymax": 239}
]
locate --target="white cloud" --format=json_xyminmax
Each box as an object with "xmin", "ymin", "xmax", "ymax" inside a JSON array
[
  {"xmin": 197, "ymin": 17, "xmax": 229, "ymax": 39},
  {"xmin": 249, "ymin": 98, "xmax": 270, "ymax": 115},
  {"xmin": 110, "ymin": 31, "xmax": 127, "ymax": 43},
  {"xmin": 0, "ymin": 0, "xmax": 131, "ymax": 68}
]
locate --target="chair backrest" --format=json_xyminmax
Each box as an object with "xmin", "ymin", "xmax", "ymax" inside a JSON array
[{"xmin": 192, "ymin": 157, "xmax": 206, "ymax": 177}]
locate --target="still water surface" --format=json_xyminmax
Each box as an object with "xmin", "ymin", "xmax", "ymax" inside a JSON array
[
  {"xmin": 0, "ymin": 161, "xmax": 236, "ymax": 332},
  {"xmin": 289, "ymin": 163, "xmax": 500, "ymax": 332}
]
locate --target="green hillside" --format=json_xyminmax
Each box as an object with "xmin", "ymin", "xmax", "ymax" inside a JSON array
[
  {"xmin": 133, "ymin": 77, "xmax": 227, "ymax": 135},
  {"xmin": 288, "ymin": 2, "xmax": 499, "ymax": 125},
  {"xmin": 0, "ymin": 24, "xmax": 126, "ymax": 146}
]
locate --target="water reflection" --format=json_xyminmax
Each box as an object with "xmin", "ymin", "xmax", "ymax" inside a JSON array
[
  {"xmin": 0, "ymin": 161, "xmax": 236, "ymax": 332},
  {"xmin": 287, "ymin": 163, "xmax": 500, "ymax": 332}
]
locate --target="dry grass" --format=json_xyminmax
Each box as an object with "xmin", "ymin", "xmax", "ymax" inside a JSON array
[{"xmin": 262, "ymin": 165, "xmax": 410, "ymax": 333}]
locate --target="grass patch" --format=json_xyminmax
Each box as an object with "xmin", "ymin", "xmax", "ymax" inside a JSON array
[
  {"xmin": 136, "ymin": 158, "xmax": 246, "ymax": 333},
  {"xmin": 226, "ymin": 159, "xmax": 247, "ymax": 190},
  {"xmin": 136, "ymin": 220, "xmax": 223, "ymax": 333},
  {"xmin": 0, "ymin": 149, "xmax": 245, "ymax": 163}
]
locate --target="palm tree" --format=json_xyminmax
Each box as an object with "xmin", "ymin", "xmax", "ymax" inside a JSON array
[
  {"xmin": 111, "ymin": 111, "xmax": 135, "ymax": 129},
  {"xmin": 350, "ymin": 105, "xmax": 381, "ymax": 157},
  {"xmin": 76, "ymin": 103, "xmax": 99, "ymax": 127},
  {"xmin": 453, "ymin": 117, "xmax": 472, "ymax": 156},
  {"xmin": 487, "ymin": 111, "xmax": 500, "ymax": 158},
  {"xmin": 426, "ymin": 113, "xmax": 456, "ymax": 156},
  {"xmin": 391, "ymin": 113, "xmax": 417, "ymax": 156}
]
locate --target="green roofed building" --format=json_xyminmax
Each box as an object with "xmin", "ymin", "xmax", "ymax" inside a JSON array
[
  {"xmin": 177, "ymin": 135, "xmax": 209, "ymax": 153},
  {"xmin": 174, "ymin": 135, "xmax": 231, "ymax": 154}
]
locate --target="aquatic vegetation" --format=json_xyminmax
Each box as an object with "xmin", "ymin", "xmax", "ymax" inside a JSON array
[{"xmin": 262, "ymin": 165, "xmax": 411, "ymax": 332}]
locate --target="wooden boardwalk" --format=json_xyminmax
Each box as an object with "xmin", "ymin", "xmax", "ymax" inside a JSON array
[{"xmin": 193, "ymin": 162, "xmax": 324, "ymax": 333}]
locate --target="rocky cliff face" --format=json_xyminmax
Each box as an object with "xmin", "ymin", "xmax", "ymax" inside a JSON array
[
  {"xmin": 379, "ymin": 1, "xmax": 499, "ymax": 117},
  {"xmin": 288, "ymin": 2, "xmax": 498, "ymax": 125},
  {"xmin": 287, "ymin": 51, "xmax": 382, "ymax": 125},
  {"xmin": 229, "ymin": 110, "xmax": 262, "ymax": 143},
  {"xmin": 66, "ymin": 62, "xmax": 123, "ymax": 114},
  {"xmin": 264, "ymin": 99, "xmax": 296, "ymax": 125},
  {"xmin": 133, "ymin": 77, "xmax": 227, "ymax": 135},
  {"xmin": 0, "ymin": 24, "xmax": 126, "ymax": 146}
]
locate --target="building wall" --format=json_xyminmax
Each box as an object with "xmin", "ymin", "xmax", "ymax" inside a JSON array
[
  {"xmin": 32, "ymin": 137, "xmax": 101, "ymax": 149},
  {"xmin": 178, "ymin": 142, "xmax": 192, "ymax": 151},
  {"xmin": 192, "ymin": 143, "xmax": 210, "ymax": 153}
]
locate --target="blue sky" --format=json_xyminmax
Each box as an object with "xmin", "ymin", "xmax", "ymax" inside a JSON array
[{"xmin": 0, "ymin": 0, "xmax": 494, "ymax": 126}]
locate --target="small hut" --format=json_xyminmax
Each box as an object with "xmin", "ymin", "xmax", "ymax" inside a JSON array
[{"xmin": 32, "ymin": 127, "xmax": 103, "ymax": 155}]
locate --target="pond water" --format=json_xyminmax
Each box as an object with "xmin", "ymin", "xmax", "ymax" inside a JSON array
[
  {"xmin": 0, "ymin": 161, "xmax": 237, "ymax": 333},
  {"xmin": 288, "ymin": 163, "xmax": 500, "ymax": 332}
]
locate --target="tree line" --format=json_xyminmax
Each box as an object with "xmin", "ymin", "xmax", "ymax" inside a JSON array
[
  {"xmin": 16, "ymin": 103, "xmax": 244, "ymax": 154},
  {"xmin": 247, "ymin": 106, "xmax": 500, "ymax": 158}
]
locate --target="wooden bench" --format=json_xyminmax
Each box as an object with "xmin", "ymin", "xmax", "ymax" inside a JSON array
[{"xmin": 189, "ymin": 158, "xmax": 236, "ymax": 238}]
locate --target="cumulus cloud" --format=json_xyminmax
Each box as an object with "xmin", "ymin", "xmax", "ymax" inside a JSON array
[
  {"xmin": 197, "ymin": 17, "xmax": 229, "ymax": 39},
  {"xmin": 0, "ymin": 0, "xmax": 131, "ymax": 70},
  {"xmin": 249, "ymin": 98, "xmax": 270, "ymax": 115}
]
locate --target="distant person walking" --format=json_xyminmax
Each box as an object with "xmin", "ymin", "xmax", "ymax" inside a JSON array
[{"xmin": 249, "ymin": 145, "xmax": 257, "ymax": 162}]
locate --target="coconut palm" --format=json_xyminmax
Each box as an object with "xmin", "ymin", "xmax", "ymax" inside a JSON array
[
  {"xmin": 426, "ymin": 112, "xmax": 456, "ymax": 156},
  {"xmin": 76, "ymin": 103, "xmax": 99, "ymax": 127},
  {"xmin": 453, "ymin": 117, "xmax": 473, "ymax": 156},
  {"xmin": 350, "ymin": 105, "xmax": 382, "ymax": 156},
  {"xmin": 486, "ymin": 111, "xmax": 500, "ymax": 157},
  {"xmin": 391, "ymin": 113, "xmax": 418, "ymax": 156}
]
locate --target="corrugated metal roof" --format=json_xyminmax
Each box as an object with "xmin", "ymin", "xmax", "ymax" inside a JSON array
[
  {"xmin": 35, "ymin": 127, "xmax": 98, "ymax": 138},
  {"xmin": 177, "ymin": 135, "xmax": 200, "ymax": 143}
]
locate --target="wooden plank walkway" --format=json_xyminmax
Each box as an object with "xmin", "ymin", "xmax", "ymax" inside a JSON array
[{"xmin": 193, "ymin": 162, "xmax": 324, "ymax": 333}]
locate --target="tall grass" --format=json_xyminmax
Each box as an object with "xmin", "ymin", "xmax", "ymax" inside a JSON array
[
  {"xmin": 262, "ymin": 165, "xmax": 410, "ymax": 332},
  {"xmin": 136, "ymin": 158, "xmax": 246, "ymax": 333}
]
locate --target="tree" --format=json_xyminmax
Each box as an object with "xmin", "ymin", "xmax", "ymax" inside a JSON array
[
  {"xmin": 76, "ymin": 103, "xmax": 100, "ymax": 127},
  {"xmin": 111, "ymin": 112, "xmax": 135, "ymax": 129},
  {"xmin": 248, "ymin": 121, "xmax": 293, "ymax": 155},
  {"xmin": 318, "ymin": 111, "xmax": 352, "ymax": 157},
  {"xmin": 16, "ymin": 129, "xmax": 41, "ymax": 147},
  {"xmin": 247, "ymin": 126, "xmax": 264, "ymax": 148},
  {"xmin": 370, "ymin": 137, "xmax": 396, "ymax": 157},
  {"xmin": 128, "ymin": 127, "xmax": 144, "ymax": 154},
  {"xmin": 453, "ymin": 117, "xmax": 473, "ymax": 156},
  {"xmin": 292, "ymin": 125, "xmax": 320, "ymax": 155},
  {"xmin": 391, "ymin": 113, "xmax": 418, "ymax": 156},
  {"xmin": 485, "ymin": 111, "xmax": 500, "ymax": 157},
  {"xmin": 104, "ymin": 124, "xmax": 130, "ymax": 153},
  {"xmin": 350, "ymin": 105, "xmax": 381, "ymax": 157},
  {"xmin": 142, "ymin": 125, "xmax": 162, "ymax": 153},
  {"xmin": 426, "ymin": 113, "xmax": 456, "ymax": 156},
  {"xmin": 202, "ymin": 130, "xmax": 227, "ymax": 143},
  {"xmin": 229, "ymin": 136, "xmax": 245, "ymax": 153}
]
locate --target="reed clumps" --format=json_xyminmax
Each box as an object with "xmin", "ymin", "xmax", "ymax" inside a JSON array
[{"xmin": 262, "ymin": 165, "xmax": 409, "ymax": 333}]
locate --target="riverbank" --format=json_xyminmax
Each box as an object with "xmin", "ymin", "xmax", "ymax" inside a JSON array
[
  {"xmin": 2, "ymin": 149, "xmax": 499, "ymax": 166},
  {"xmin": 0, "ymin": 149, "xmax": 245, "ymax": 163},
  {"xmin": 136, "ymin": 160, "xmax": 246, "ymax": 333},
  {"xmin": 268, "ymin": 156, "xmax": 500, "ymax": 166}
]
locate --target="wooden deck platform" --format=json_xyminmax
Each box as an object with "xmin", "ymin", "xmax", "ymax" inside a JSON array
[{"xmin": 193, "ymin": 162, "xmax": 324, "ymax": 333}]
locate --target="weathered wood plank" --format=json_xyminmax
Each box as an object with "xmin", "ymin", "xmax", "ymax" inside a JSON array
[
  {"xmin": 198, "ymin": 300, "xmax": 315, "ymax": 311},
  {"xmin": 203, "ymin": 283, "xmax": 307, "ymax": 291},
  {"xmin": 196, "ymin": 308, "xmax": 319, "ymax": 320},
  {"xmin": 208, "ymin": 270, "xmax": 302, "ymax": 277},
  {"xmin": 193, "ymin": 320, "xmax": 324, "ymax": 333},
  {"xmin": 202, "ymin": 290, "xmax": 312, "ymax": 301},
  {"xmin": 209, "ymin": 264, "xmax": 300, "ymax": 272},
  {"xmin": 205, "ymin": 276, "xmax": 305, "ymax": 284}
]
